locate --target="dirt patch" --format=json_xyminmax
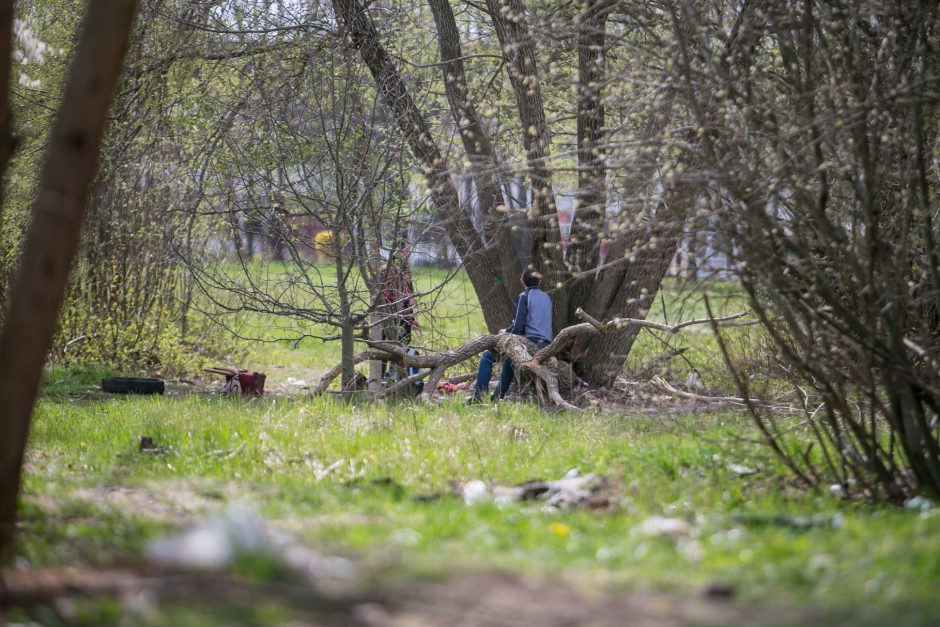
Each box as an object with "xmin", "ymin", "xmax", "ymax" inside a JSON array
[
  {"xmin": 32, "ymin": 481, "xmax": 228, "ymax": 524},
  {"xmin": 370, "ymin": 570, "xmax": 809, "ymax": 627},
  {"xmin": 0, "ymin": 565, "xmax": 814, "ymax": 626}
]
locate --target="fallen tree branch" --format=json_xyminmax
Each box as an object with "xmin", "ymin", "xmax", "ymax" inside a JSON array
[
  {"xmin": 312, "ymin": 336, "xmax": 497, "ymax": 397},
  {"xmin": 313, "ymin": 310, "xmax": 752, "ymax": 410},
  {"xmin": 649, "ymin": 376, "xmax": 746, "ymax": 404},
  {"xmin": 531, "ymin": 308, "xmax": 751, "ymax": 364}
]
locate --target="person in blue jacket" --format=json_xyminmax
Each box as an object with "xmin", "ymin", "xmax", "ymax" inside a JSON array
[{"xmin": 467, "ymin": 268, "xmax": 553, "ymax": 403}]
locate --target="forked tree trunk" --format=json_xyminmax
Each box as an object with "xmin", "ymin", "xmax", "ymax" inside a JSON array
[
  {"xmin": 332, "ymin": 0, "xmax": 515, "ymax": 331},
  {"xmin": 0, "ymin": 0, "xmax": 137, "ymax": 560},
  {"xmin": 334, "ymin": 0, "xmax": 723, "ymax": 388},
  {"xmin": 427, "ymin": 0, "xmax": 521, "ymax": 298},
  {"xmin": 485, "ymin": 0, "xmax": 567, "ymax": 307},
  {"xmin": 574, "ymin": 186, "xmax": 690, "ymax": 385}
]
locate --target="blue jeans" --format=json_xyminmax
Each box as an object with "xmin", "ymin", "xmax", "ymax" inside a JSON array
[{"xmin": 473, "ymin": 338, "xmax": 549, "ymax": 399}]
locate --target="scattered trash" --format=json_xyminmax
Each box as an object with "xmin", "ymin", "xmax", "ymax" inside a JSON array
[
  {"xmin": 285, "ymin": 377, "xmax": 308, "ymax": 388},
  {"xmin": 138, "ymin": 436, "xmax": 169, "ymax": 455},
  {"xmin": 457, "ymin": 469, "xmax": 610, "ymax": 511},
  {"xmin": 904, "ymin": 496, "xmax": 933, "ymax": 512},
  {"xmin": 102, "ymin": 377, "xmax": 165, "ymax": 395},
  {"xmin": 436, "ymin": 381, "xmax": 470, "ymax": 394},
  {"xmin": 727, "ymin": 463, "xmax": 757, "ymax": 476},
  {"xmin": 146, "ymin": 505, "xmax": 355, "ymax": 581},
  {"xmin": 462, "ymin": 480, "xmax": 490, "ymax": 505},
  {"xmin": 703, "ymin": 581, "xmax": 735, "ymax": 600},
  {"xmin": 638, "ymin": 516, "xmax": 693, "ymax": 539},
  {"xmin": 204, "ymin": 367, "xmax": 266, "ymax": 397},
  {"xmin": 208, "ymin": 442, "xmax": 246, "ymax": 460},
  {"xmin": 730, "ymin": 513, "xmax": 844, "ymax": 530}
]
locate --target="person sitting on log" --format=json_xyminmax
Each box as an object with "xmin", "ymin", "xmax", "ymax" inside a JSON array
[{"xmin": 467, "ymin": 268, "xmax": 553, "ymax": 404}]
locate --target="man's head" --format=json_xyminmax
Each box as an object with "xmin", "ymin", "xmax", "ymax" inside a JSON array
[{"xmin": 521, "ymin": 268, "xmax": 541, "ymax": 288}]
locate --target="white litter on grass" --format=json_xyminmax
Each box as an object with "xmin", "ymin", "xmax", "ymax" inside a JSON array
[
  {"xmin": 147, "ymin": 505, "xmax": 267, "ymax": 570},
  {"xmin": 146, "ymin": 505, "xmax": 355, "ymax": 581},
  {"xmin": 904, "ymin": 496, "xmax": 933, "ymax": 512},
  {"xmin": 638, "ymin": 516, "xmax": 693, "ymax": 539},
  {"xmin": 462, "ymin": 480, "xmax": 490, "ymax": 505},
  {"xmin": 727, "ymin": 463, "xmax": 757, "ymax": 476},
  {"xmin": 543, "ymin": 471, "xmax": 600, "ymax": 510},
  {"xmin": 461, "ymin": 469, "xmax": 606, "ymax": 510},
  {"xmin": 285, "ymin": 377, "xmax": 308, "ymax": 388}
]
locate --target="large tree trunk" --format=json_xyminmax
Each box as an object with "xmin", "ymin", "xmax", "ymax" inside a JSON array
[
  {"xmin": 567, "ymin": 0, "xmax": 609, "ymax": 278},
  {"xmin": 564, "ymin": 0, "xmax": 610, "ymax": 330},
  {"xmin": 485, "ymin": 0, "xmax": 567, "ymax": 310},
  {"xmin": 575, "ymin": 183, "xmax": 691, "ymax": 385},
  {"xmin": 332, "ymin": 0, "xmax": 515, "ymax": 331},
  {"xmin": 427, "ymin": 0, "xmax": 521, "ymax": 302},
  {"xmin": 568, "ymin": 3, "xmax": 755, "ymax": 386},
  {"xmin": 0, "ymin": 0, "xmax": 137, "ymax": 560}
]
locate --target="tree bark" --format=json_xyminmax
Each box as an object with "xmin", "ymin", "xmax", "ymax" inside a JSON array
[
  {"xmin": 574, "ymin": 180, "xmax": 692, "ymax": 386},
  {"xmin": 427, "ymin": 0, "xmax": 521, "ymax": 304},
  {"xmin": 0, "ymin": 0, "xmax": 137, "ymax": 560},
  {"xmin": 568, "ymin": 0, "xmax": 609, "ymax": 277},
  {"xmin": 485, "ymin": 0, "xmax": 567, "ymax": 306},
  {"xmin": 563, "ymin": 0, "xmax": 610, "ymax": 334},
  {"xmin": 332, "ymin": 0, "xmax": 514, "ymax": 331}
]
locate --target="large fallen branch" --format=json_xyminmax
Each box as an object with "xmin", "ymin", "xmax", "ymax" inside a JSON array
[
  {"xmin": 312, "ymin": 309, "xmax": 751, "ymax": 410},
  {"xmin": 311, "ymin": 336, "xmax": 497, "ymax": 396}
]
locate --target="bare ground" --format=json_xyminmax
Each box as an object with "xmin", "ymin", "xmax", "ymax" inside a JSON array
[{"xmin": 0, "ymin": 564, "xmax": 815, "ymax": 626}]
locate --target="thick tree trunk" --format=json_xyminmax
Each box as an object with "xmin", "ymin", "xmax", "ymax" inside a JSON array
[
  {"xmin": 0, "ymin": 0, "xmax": 137, "ymax": 560},
  {"xmin": 485, "ymin": 0, "xmax": 567, "ymax": 306},
  {"xmin": 332, "ymin": 0, "xmax": 514, "ymax": 331},
  {"xmin": 574, "ymin": 182, "xmax": 692, "ymax": 386},
  {"xmin": 568, "ymin": 0, "xmax": 609, "ymax": 277},
  {"xmin": 427, "ymin": 0, "xmax": 521, "ymax": 301},
  {"xmin": 564, "ymin": 0, "xmax": 610, "ymax": 330}
]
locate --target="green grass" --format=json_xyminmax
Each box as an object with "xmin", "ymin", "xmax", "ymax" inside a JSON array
[
  {"xmin": 215, "ymin": 266, "xmax": 758, "ymax": 392},
  {"xmin": 16, "ymin": 269, "xmax": 940, "ymax": 624},
  {"xmin": 19, "ymin": 395, "xmax": 940, "ymax": 623}
]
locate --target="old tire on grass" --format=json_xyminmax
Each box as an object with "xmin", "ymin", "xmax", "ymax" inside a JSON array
[{"xmin": 101, "ymin": 377, "xmax": 165, "ymax": 395}]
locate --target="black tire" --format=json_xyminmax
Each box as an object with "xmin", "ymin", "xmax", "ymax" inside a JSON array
[{"xmin": 101, "ymin": 377, "xmax": 165, "ymax": 395}]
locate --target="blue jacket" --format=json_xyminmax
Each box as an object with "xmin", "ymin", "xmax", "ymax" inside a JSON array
[{"xmin": 507, "ymin": 287, "xmax": 553, "ymax": 344}]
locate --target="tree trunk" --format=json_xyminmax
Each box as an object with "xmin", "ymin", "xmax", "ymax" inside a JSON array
[
  {"xmin": 568, "ymin": 0, "xmax": 609, "ymax": 276},
  {"xmin": 427, "ymin": 0, "xmax": 521, "ymax": 300},
  {"xmin": 574, "ymin": 182, "xmax": 692, "ymax": 386},
  {"xmin": 564, "ymin": 0, "xmax": 610, "ymax": 329},
  {"xmin": 332, "ymin": 0, "xmax": 515, "ymax": 331},
  {"xmin": 333, "ymin": 231, "xmax": 355, "ymax": 394},
  {"xmin": 0, "ymin": 0, "xmax": 137, "ymax": 560},
  {"xmin": 485, "ymin": 0, "xmax": 567, "ymax": 305}
]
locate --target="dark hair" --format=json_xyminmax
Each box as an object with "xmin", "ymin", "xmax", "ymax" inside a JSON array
[{"xmin": 522, "ymin": 268, "xmax": 541, "ymax": 287}]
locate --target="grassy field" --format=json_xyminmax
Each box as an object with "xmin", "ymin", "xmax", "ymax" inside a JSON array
[{"xmin": 8, "ymin": 269, "xmax": 940, "ymax": 625}]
